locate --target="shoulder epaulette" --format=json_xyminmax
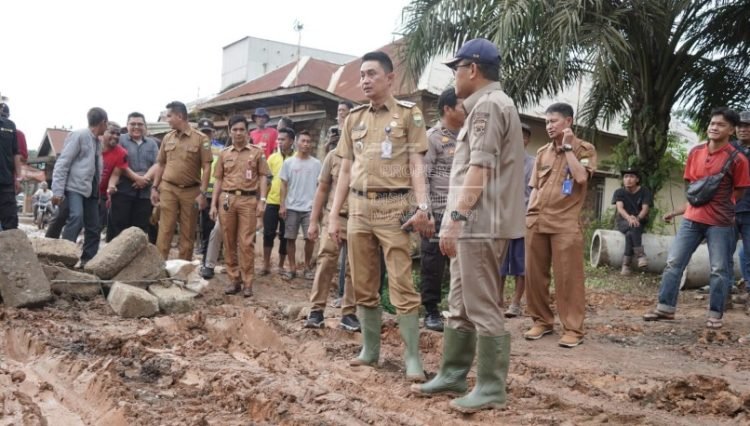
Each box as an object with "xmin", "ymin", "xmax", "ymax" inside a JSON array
[
  {"xmin": 397, "ymin": 100, "xmax": 416, "ymax": 108},
  {"xmin": 350, "ymin": 104, "xmax": 368, "ymax": 113}
]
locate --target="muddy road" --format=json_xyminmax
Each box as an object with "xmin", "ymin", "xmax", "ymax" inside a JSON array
[{"xmin": 1, "ymin": 256, "xmax": 750, "ymax": 425}]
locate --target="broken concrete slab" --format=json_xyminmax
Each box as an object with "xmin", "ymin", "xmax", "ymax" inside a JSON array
[
  {"xmin": 30, "ymin": 237, "xmax": 80, "ymax": 267},
  {"xmin": 85, "ymin": 227, "xmax": 148, "ymax": 279},
  {"xmin": 42, "ymin": 265, "xmax": 101, "ymax": 300},
  {"xmin": 113, "ymin": 243, "xmax": 166, "ymax": 286},
  {"xmin": 0, "ymin": 230, "xmax": 53, "ymax": 308},
  {"xmin": 107, "ymin": 281, "xmax": 159, "ymax": 318},
  {"xmin": 148, "ymin": 284, "xmax": 197, "ymax": 314}
]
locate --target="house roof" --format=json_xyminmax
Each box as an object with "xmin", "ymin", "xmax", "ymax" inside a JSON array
[
  {"xmin": 38, "ymin": 128, "xmax": 71, "ymax": 157},
  {"xmin": 210, "ymin": 57, "xmax": 341, "ymax": 103}
]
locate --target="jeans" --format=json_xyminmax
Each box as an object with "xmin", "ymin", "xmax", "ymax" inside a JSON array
[
  {"xmin": 61, "ymin": 191, "xmax": 100, "ymax": 261},
  {"xmin": 657, "ymin": 219, "xmax": 733, "ymax": 319},
  {"xmin": 735, "ymin": 212, "xmax": 750, "ymax": 289}
]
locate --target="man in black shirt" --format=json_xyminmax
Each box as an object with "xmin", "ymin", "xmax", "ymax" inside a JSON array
[
  {"xmin": 612, "ymin": 169, "xmax": 653, "ymax": 274},
  {"xmin": 0, "ymin": 114, "xmax": 22, "ymax": 231}
]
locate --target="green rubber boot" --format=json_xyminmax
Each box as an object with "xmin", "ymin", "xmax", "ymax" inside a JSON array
[
  {"xmin": 449, "ymin": 333, "xmax": 510, "ymax": 413},
  {"xmin": 398, "ymin": 312, "xmax": 426, "ymax": 381},
  {"xmin": 349, "ymin": 306, "xmax": 381, "ymax": 367},
  {"xmin": 410, "ymin": 326, "xmax": 476, "ymax": 396}
]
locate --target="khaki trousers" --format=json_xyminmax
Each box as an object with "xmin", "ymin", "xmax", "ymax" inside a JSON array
[
  {"xmin": 347, "ymin": 194, "xmax": 420, "ymax": 315},
  {"xmin": 525, "ymin": 227, "xmax": 586, "ymax": 338},
  {"xmin": 219, "ymin": 194, "xmax": 258, "ymax": 287},
  {"xmin": 156, "ymin": 182, "xmax": 199, "ymax": 260},
  {"xmin": 309, "ymin": 224, "xmax": 355, "ymax": 315},
  {"xmin": 446, "ymin": 239, "xmax": 509, "ymax": 336}
]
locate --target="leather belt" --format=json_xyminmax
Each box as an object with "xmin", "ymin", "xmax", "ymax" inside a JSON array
[
  {"xmin": 225, "ymin": 189, "xmax": 257, "ymax": 197},
  {"xmin": 339, "ymin": 212, "xmax": 349, "ymax": 218},
  {"xmin": 351, "ymin": 188, "xmax": 409, "ymax": 199},
  {"xmin": 163, "ymin": 179, "xmax": 199, "ymax": 189}
]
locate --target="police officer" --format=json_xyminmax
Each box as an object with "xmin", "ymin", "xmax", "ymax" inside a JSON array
[
  {"xmin": 412, "ymin": 38, "xmax": 526, "ymax": 413},
  {"xmin": 210, "ymin": 115, "xmax": 269, "ymax": 297},
  {"xmin": 328, "ymin": 51, "xmax": 433, "ymax": 382},
  {"xmin": 421, "ymin": 87, "xmax": 464, "ymax": 332},
  {"xmin": 151, "ymin": 101, "xmax": 213, "ymax": 260},
  {"xmin": 0, "ymin": 108, "xmax": 21, "ymax": 230},
  {"xmin": 524, "ymin": 102, "xmax": 597, "ymax": 348}
]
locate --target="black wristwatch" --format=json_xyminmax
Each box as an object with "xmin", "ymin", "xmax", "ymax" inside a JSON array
[
  {"xmin": 562, "ymin": 143, "xmax": 573, "ymax": 152},
  {"xmin": 450, "ymin": 210, "xmax": 469, "ymax": 222}
]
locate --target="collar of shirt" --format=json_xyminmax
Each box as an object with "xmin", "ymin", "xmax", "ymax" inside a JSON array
[
  {"xmin": 367, "ymin": 95, "xmax": 398, "ymax": 112},
  {"xmin": 436, "ymin": 121, "xmax": 459, "ymax": 138},
  {"xmin": 229, "ymin": 143, "xmax": 251, "ymax": 152},
  {"xmin": 127, "ymin": 134, "xmax": 144, "ymax": 145},
  {"xmin": 462, "ymin": 82, "xmax": 502, "ymax": 113}
]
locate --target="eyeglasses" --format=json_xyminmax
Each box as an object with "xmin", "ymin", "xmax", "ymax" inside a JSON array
[
  {"xmin": 451, "ymin": 62, "xmax": 474, "ymax": 74},
  {"xmin": 128, "ymin": 122, "xmax": 145, "ymax": 127}
]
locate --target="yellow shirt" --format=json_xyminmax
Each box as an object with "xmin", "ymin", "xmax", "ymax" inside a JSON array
[{"xmin": 266, "ymin": 150, "xmax": 293, "ymax": 205}]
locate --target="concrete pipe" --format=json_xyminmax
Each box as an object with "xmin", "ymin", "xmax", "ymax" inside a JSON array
[{"xmin": 590, "ymin": 229, "xmax": 741, "ymax": 290}]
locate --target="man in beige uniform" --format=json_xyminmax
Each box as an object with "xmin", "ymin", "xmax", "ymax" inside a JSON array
[
  {"xmin": 524, "ymin": 102, "xmax": 597, "ymax": 348},
  {"xmin": 328, "ymin": 51, "xmax": 433, "ymax": 382},
  {"xmin": 412, "ymin": 38, "xmax": 526, "ymax": 413},
  {"xmin": 305, "ymin": 143, "xmax": 359, "ymax": 331},
  {"xmin": 210, "ymin": 115, "xmax": 269, "ymax": 297},
  {"xmin": 151, "ymin": 101, "xmax": 212, "ymax": 260}
]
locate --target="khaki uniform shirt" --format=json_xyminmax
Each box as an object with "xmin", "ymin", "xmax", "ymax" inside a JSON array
[
  {"xmin": 425, "ymin": 122, "xmax": 457, "ymax": 215},
  {"xmin": 526, "ymin": 138, "xmax": 597, "ymax": 233},
  {"xmin": 320, "ymin": 148, "xmax": 348, "ymax": 216},
  {"xmin": 214, "ymin": 143, "xmax": 270, "ymax": 192},
  {"xmin": 337, "ymin": 96, "xmax": 429, "ymax": 191},
  {"xmin": 157, "ymin": 127, "xmax": 212, "ymax": 186},
  {"xmin": 443, "ymin": 82, "xmax": 526, "ymax": 240}
]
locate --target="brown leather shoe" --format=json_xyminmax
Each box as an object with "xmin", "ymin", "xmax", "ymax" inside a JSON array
[
  {"xmin": 242, "ymin": 286, "xmax": 254, "ymax": 298},
  {"xmin": 524, "ymin": 325, "xmax": 553, "ymax": 340},
  {"xmin": 224, "ymin": 282, "xmax": 241, "ymax": 295}
]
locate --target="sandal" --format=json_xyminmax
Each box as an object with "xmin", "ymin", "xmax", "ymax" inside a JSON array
[
  {"xmin": 706, "ymin": 318, "xmax": 723, "ymax": 329},
  {"xmin": 303, "ymin": 269, "xmax": 315, "ymax": 280},
  {"xmin": 281, "ymin": 270, "xmax": 296, "ymax": 281},
  {"xmin": 643, "ymin": 310, "xmax": 675, "ymax": 321}
]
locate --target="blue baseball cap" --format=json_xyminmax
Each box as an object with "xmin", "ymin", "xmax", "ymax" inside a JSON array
[
  {"xmin": 252, "ymin": 107, "xmax": 270, "ymax": 120},
  {"xmin": 443, "ymin": 38, "xmax": 500, "ymax": 68}
]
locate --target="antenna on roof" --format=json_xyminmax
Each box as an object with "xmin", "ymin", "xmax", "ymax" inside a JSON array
[{"xmin": 293, "ymin": 20, "xmax": 304, "ymax": 87}]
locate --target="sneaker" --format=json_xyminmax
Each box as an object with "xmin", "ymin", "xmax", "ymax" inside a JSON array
[
  {"xmin": 304, "ymin": 310, "xmax": 325, "ymax": 329},
  {"xmin": 339, "ymin": 314, "xmax": 361, "ymax": 332},
  {"xmin": 524, "ymin": 325, "xmax": 553, "ymax": 340},
  {"xmin": 558, "ymin": 334, "xmax": 584, "ymax": 348},
  {"xmin": 504, "ymin": 303, "xmax": 522, "ymax": 318},
  {"xmin": 330, "ymin": 298, "xmax": 342, "ymax": 308},
  {"xmin": 424, "ymin": 312, "xmax": 444, "ymax": 332},
  {"xmin": 200, "ymin": 266, "xmax": 215, "ymax": 279}
]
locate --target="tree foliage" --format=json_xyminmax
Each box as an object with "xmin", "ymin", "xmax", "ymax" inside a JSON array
[{"xmin": 400, "ymin": 0, "xmax": 750, "ymax": 193}]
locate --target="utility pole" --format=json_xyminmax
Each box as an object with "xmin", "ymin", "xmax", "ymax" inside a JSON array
[{"xmin": 293, "ymin": 20, "xmax": 304, "ymax": 86}]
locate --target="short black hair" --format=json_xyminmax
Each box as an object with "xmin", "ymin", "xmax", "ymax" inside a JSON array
[
  {"xmin": 710, "ymin": 107, "xmax": 740, "ymax": 127},
  {"xmin": 297, "ymin": 130, "xmax": 312, "ymax": 139},
  {"xmin": 339, "ymin": 101, "xmax": 354, "ymax": 110},
  {"xmin": 127, "ymin": 112, "xmax": 146, "ymax": 122},
  {"xmin": 228, "ymin": 114, "xmax": 248, "ymax": 129},
  {"xmin": 277, "ymin": 116, "xmax": 294, "ymax": 130},
  {"xmin": 476, "ymin": 62, "xmax": 500, "ymax": 82},
  {"xmin": 278, "ymin": 127, "xmax": 296, "ymax": 140},
  {"xmin": 362, "ymin": 51, "xmax": 394, "ymax": 74},
  {"xmin": 437, "ymin": 88, "xmax": 459, "ymax": 117},
  {"xmin": 166, "ymin": 101, "xmax": 188, "ymax": 120},
  {"xmin": 545, "ymin": 102, "xmax": 575, "ymax": 118},
  {"xmin": 87, "ymin": 107, "xmax": 108, "ymax": 127}
]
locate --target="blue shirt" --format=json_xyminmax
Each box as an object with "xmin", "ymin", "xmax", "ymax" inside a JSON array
[
  {"xmin": 733, "ymin": 141, "xmax": 750, "ymax": 213},
  {"xmin": 116, "ymin": 134, "xmax": 159, "ymax": 199}
]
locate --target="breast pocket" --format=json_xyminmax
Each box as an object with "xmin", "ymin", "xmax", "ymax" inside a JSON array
[
  {"xmin": 351, "ymin": 129, "xmax": 368, "ymax": 155},
  {"xmin": 222, "ymin": 158, "xmax": 236, "ymax": 174},
  {"xmin": 536, "ymin": 167, "xmax": 553, "ymax": 188},
  {"xmin": 183, "ymin": 145, "xmax": 199, "ymax": 161},
  {"xmin": 389, "ymin": 126, "xmax": 408, "ymax": 157},
  {"xmin": 164, "ymin": 143, "xmax": 177, "ymax": 161}
]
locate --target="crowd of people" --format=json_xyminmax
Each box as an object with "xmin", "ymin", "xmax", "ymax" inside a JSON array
[{"xmin": 2, "ymin": 37, "xmax": 750, "ymax": 414}]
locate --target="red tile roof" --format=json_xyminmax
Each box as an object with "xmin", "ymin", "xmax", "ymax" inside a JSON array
[{"xmin": 46, "ymin": 128, "xmax": 71, "ymax": 156}]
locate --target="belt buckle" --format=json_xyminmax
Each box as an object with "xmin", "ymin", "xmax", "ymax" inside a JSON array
[
  {"xmin": 234, "ymin": 190, "xmax": 242, "ymax": 196},
  {"xmin": 366, "ymin": 191, "xmax": 377, "ymax": 200}
]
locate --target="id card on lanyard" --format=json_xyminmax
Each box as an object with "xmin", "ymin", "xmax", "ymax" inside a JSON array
[{"xmin": 561, "ymin": 166, "xmax": 573, "ymax": 196}]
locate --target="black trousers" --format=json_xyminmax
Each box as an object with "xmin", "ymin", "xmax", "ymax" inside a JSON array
[
  {"xmin": 263, "ymin": 204, "xmax": 287, "ymax": 256},
  {"xmin": 618, "ymin": 221, "xmax": 645, "ymax": 256},
  {"xmin": 0, "ymin": 190, "xmax": 18, "ymax": 230},
  {"xmin": 45, "ymin": 196, "xmax": 70, "ymax": 239},
  {"xmin": 420, "ymin": 215, "xmax": 448, "ymax": 312},
  {"xmin": 108, "ymin": 193, "xmax": 153, "ymax": 242},
  {"xmin": 199, "ymin": 197, "xmax": 214, "ymax": 254}
]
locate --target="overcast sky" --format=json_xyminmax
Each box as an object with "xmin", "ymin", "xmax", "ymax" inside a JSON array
[{"xmin": 1, "ymin": 0, "xmax": 411, "ymax": 151}]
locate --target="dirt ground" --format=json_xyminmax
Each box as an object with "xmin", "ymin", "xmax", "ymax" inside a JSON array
[{"xmin": 2, "ymin": 233, "xmax": 750, "ymax": 425}]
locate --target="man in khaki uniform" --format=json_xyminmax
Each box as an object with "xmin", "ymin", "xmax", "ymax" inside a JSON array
[
  {"xmin": 412, "ymin": 38, "xmax": 526, "ymax": 414},
  {"xmin": 304, "ymin": 143, "xmax": 359, "ymax": 331},
  {"xmin": 210, "ymin": 115, "xmax": 269, "ymax": 297},
  {"xmin": 328, "ymin": 51, "xmax": 433, "ymax": 382},
  {"xmin": 151, "ymin": 101, "xmax": 212, "ymax": 260},
  {"xmin": 524, "ymin": 102, "xmax": 597, "ymax": 348}
]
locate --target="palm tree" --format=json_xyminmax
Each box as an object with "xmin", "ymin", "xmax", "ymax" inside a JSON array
[{"xmin": 400, "ymin": 0, "xmax": 750, "ymax": 193}]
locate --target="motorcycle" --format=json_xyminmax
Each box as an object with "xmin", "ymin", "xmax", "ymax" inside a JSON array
[{"xmin": 34, "ymin": 201, "xmax": 56, "ymax": 230}]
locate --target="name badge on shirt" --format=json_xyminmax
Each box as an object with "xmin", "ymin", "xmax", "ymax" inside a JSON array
[
  {"xmin": 246, "ymin": 169, "xmax": 253, "ymax": 180},
  {"xmin": 381, "ymin": 126, "xmax": 393, "ymax": 159}
]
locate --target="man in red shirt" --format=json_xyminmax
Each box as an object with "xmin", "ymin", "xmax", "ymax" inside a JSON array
[
  {"xmin": 99, "ymin": 122, "xmax": 128, "ymax": 235},
  {"xmin": 644, "ymin": 108, "xmax": 750, "ymax": 329},
  {"xmin": 0, "ymin": 103, "xmax": 27, "ymax": 163},
  {"xmin": 249, "ymin": 107, "xmax": 277, "ymax": 158}
]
